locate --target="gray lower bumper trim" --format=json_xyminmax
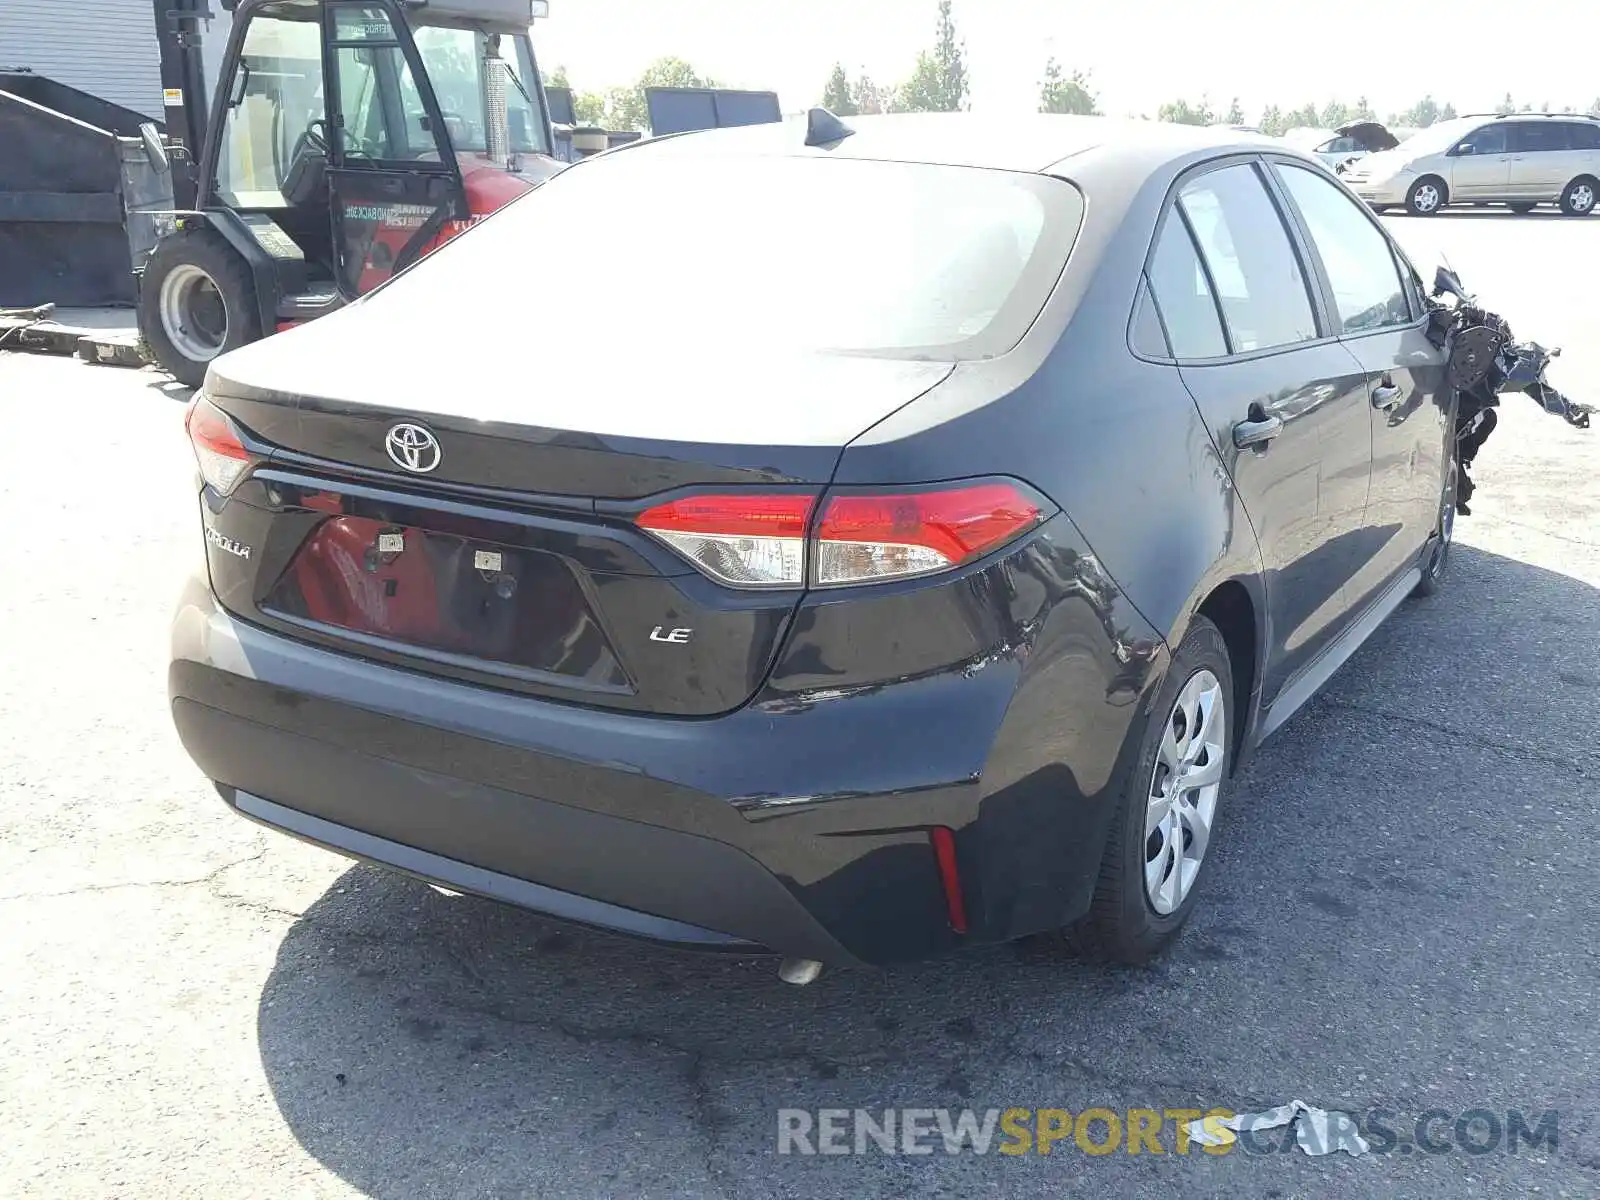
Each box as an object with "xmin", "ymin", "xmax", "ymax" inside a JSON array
[{"xmin": 232, "ymin": 789, "xmax": 759, "ymax": 949}]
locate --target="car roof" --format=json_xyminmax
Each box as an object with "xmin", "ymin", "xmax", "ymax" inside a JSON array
[{"xmin": 622, "ymin": 111, "xmax": 1286, "ymax": 183}]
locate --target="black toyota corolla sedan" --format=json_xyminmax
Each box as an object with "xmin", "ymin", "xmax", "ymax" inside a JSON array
[{"xmin": 170, "ymin": 113, "xmax": 1454, "ymax": 975}]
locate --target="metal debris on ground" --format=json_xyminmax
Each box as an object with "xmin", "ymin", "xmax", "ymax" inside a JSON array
[{"xmin": 1186, "ymin": 1100, "xmax": 1372, "ymax": 1156}]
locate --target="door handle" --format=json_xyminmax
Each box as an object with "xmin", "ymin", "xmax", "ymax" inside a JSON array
[
  {"xmin": 1233, "ymin": 411, "xmax": 1283, "ymax": 449},
  {"xmin": 1372, "ymin": 383, "xmax": 1403, "ymax": 410}
]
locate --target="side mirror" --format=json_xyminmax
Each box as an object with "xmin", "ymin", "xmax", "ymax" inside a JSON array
[
  {"xmin": 1454, "ymin": 142, "xmax": 1474, "ymax": 155},
  {"xmin": 139, "ymin": 122, "xmax": 171, "ymax": 174},
  {"xmin": 1433, "ymin": 264, "xmax": 1468, "ymax": 300}
]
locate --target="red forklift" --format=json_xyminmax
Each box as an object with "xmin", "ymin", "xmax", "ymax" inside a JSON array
[{"xmin": 139, "ymin": 0, "xmax": 562, "ymax": 385}]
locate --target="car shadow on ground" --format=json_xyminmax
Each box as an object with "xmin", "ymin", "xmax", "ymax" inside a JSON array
[
  {"xmin": 1390, "ymin": 208, "xmax": 1584, "ymax": 221},
  {"xmin": 253, "ymin": 544, "xmax": 1600, "ymax": 1196}
]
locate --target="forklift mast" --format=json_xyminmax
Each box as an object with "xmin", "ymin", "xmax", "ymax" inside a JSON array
[{"xmin": 151, "ymin": 0, "xmax": 217, "ymax": 208}]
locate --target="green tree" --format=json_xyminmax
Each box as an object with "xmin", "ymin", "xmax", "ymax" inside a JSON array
[
  {"xmin": 820, "ymin": 63, "xmax": 858, "ymax": 115},
  {"xmin": 1495, "ymin": 92, "xmax": 1516, "ymax": 115},
  {"xmin": 1439, "ymin": 101, "xmax": 1458, "ymax": 121},
  {"xmin": 1157, "ymin": 97, "xmax": 1215, "ymax": 126},
  {"xmin": 574, "ymin": 92, "xmax": 608, "ymax": 126},
  {"xmin": 853, "ymin": 74, "xmax": 887, "ymax": 114},
  {"xmin": 1283, "ymin": 103, "xmax": 1320, "ymax": 130},
  {"xmin": 1590, "ymin": 97, "xmax": 1600, "ymax": 116},
  {"xmin": 1391, "ymin": 95, "xmax": 1442, "ymax": 128},
  {"xmin": 1319, "ymin": 100, "xmax": 1350, "ymax": 129},
  {"xmin": 601, "ymin": 56, "xmax": 720, "ymax": 132},
  {"xmin": 1222, "ymin": 97, "xmax": 1244, "ymax": 125},
  {"xmin": 1259, "ymin": 104, "xmax": 1286, "ymax": 136},
  {"xmin": 1038, "ymin": 58, "xmax": 1097, "ymax": 115},
  {"xmin": 544, "ymin": 65, "xmax": 606, "ymax": 127},
  {"xmin": 892, "ymin": 0, "xmax": 969, "ymax": 112}
]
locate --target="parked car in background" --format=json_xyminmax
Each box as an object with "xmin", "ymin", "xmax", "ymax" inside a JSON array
[
  {"xmin": 1282, "ymin": 121, "xmax": 1400, "ymax": 173},
  {"xmin": 170, "ymin": 114, "xmax": 1456, "ymax": 975},
  {"xmin": 1345, "ymin": 112, "xmax": 1600, "ymax": 215}
]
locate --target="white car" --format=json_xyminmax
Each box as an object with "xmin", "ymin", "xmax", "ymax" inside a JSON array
[{"xmin": 1282, "ymin": 121, "xmax": 1402, "ymax": 173}]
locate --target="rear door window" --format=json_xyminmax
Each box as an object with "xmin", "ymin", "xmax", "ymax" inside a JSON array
[
  {"xmin": 1276, "ymin": 163, "xmax": 1411, "ymax": 333},
  {"xmin": 1508, "ymin": 122, "xmax": 1567, "ymax": 153},
  {"xmin": 1177, "ymin": 164, "xmax": 1319, "ymax": 353},
  {"xmin": 1563, "ymin": 122, "xmax": 1600, "ymax": 150},
  {"xmin": 1129, "ymin": 276, "xmax": 1172, "ymax": 358},
  {"xmin": 1146, "ymin": 215, "xmax": 1227, "ymax": 359}
]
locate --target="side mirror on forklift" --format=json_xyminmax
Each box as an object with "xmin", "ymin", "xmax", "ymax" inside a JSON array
[{"xmin": 139, "ymin": 123, "xmax": 171, "ymax": 175}]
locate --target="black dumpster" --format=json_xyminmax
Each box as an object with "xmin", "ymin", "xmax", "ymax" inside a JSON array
[
  {"xmin": 644, "ymin": 87, "xmax": 782, "ymax": 136},
  {"xmin": 0, "ymin": 72, "xmax": 173, "ymax": 307}
]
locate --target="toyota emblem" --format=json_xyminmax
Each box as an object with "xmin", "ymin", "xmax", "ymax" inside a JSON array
[{"xmin": 385, "ymin": 423, "xmax": 441, "ymax": 474}]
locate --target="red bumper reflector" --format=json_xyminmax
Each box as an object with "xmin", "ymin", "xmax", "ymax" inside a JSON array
[{"xmin": 929, "ymin": 826, "xmax": 968, "ymax": 934}]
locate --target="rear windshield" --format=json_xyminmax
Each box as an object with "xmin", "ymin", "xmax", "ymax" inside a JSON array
[{"xmin": 388, "ymin": 151, "xmax": 1083, "ymax": 359}]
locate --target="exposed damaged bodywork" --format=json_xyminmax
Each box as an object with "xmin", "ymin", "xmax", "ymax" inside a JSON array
[
  {"xmin": 1427, "ymin": 265, "xmax": 1592, "ymax": 513},
  {"xmin": 1337, "ymin": 120, "xmax": 1400, "ymax": 153}
]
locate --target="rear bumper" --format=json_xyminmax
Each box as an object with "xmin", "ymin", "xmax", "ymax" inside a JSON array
[{"xmin": 170, "ymin": 537, "xmax": 1161, "ymax": 966}]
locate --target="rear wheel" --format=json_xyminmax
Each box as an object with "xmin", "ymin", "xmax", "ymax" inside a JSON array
[
  {"xmin": 1508, "ymin": 201, "xmax": 1537, "ymax": 214},
  {"xmin": 1559, "ymin": 177, "xmax": 1598, "ymax": 216},
  {"xmin": 139, "ymin": 228, "xmax": 262, "ymax": 388},
  {"xmin": 1066, "ymin": 617, "xmax": 1233, "ymax": 963},
  {"xmin": 1406, "ymin": 176, "xmax": 1447, "ymax": 216}
]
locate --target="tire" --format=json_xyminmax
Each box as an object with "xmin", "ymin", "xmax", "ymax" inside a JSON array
[
  {"xmin": 1559, "ymin": 177, "xmax": 1598, "ymax": 217},
  {"xmin": 138, "ymin": 227, "xmax": 262, "ymax": 388},
  {"xmin": 1066, "ymin": 617, "xmax": 1234, "ymax": 964},
  {"xmin": 1508, "ymin": 202, "xmax": 1537, "ymax": 214},
  {"xmin": 1405, "ymin": 176, "xmax": 1447, "ymax": 216},
  {"xmin": 1412, "ymin": 456, "xmax": 1458, "ymax": 598}
]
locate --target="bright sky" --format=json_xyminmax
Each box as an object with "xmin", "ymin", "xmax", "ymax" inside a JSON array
[{"xmin": 537, "ymin": 0, "xmax": 1597, "ymax": 122}]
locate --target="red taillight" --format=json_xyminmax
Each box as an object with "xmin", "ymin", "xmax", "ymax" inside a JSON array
[
  {"xmin": 814, "ymin": 482, "xmax": 1044, "ymax": 586},
  {"xmin": 636, "ymin": 494, "xmax": 815, "ymax": 587},
  {"xmin": 636, "ymin": 481, "xmax": 1046, "ymax": 590},
  {"xmin": 185, "ymin": 394, "xmax": 251, "ymax": 494}
]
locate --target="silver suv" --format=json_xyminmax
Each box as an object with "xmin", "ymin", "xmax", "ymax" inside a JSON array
[{"xmin": 1345, "ymin": 113, "xmax": 1600, "ymax": 216}]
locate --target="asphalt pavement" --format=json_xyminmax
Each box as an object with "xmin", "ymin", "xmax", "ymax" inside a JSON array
[{"xmin": 2, "ymin": 211, "xmax": 1598, "ymax": 1198}]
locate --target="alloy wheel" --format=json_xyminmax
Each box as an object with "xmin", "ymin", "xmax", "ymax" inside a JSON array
[
  {"xmin": 1412, "ymin": 183, "xmax": 1442, "ymax": 214},
  {"xmin": 1144, "ymin": 668, "xmax": 1226, "ymax": 915},
  {"xmin": 1570, "ymin": 183, "xmax": 1596, "ymax": 214}
]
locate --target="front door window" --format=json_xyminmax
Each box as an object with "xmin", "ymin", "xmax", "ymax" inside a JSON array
[
  {"xmin": 324, "ymin": 1, "xmax": 462, "ymax": 296},
  {"xmin": 214, "ymin": 6, "xmax": 325, "ymax": 208}
]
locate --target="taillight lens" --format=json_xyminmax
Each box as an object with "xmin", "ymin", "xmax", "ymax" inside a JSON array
[
  {"xmin": 814, "ymin": 482, "xmax": 1045, "ymax": 585},
  {"xmin": 185, "ymin": 394, "xmax": 252, "ymax": 494},
  {"xmin": 636, "ymin": 481, "xmax": 1048, "ymax": 590},
  {"xmin": 636, "ymin": 493, "xmax": 814, "ymax": 587}
]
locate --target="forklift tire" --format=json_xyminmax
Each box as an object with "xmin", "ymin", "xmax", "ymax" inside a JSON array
[{"xmin": 139, "ymin": 228, "xmax": 262, "ymax": 389}]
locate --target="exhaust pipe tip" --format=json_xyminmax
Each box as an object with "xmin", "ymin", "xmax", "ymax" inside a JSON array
[{"xmin": 778, "ymin": 957, "xmax": 824, "ymax": 986}]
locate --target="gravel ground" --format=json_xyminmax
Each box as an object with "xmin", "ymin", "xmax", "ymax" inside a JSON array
[{"xmin": 2, "ymin": 211, "xmax": 1597, "ymax": 1198}]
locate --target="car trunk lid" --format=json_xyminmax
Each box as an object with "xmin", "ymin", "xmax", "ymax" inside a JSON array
[
  {"xmin": 206, "ymin": 313, "xmax": 953, "ymax": 497},
  {"xmin": 198, "ymin": 332, "xmax": 953, "ymax": 716}
]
